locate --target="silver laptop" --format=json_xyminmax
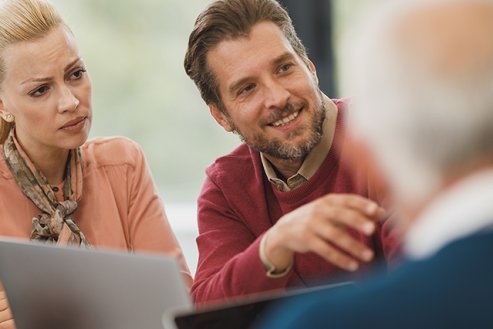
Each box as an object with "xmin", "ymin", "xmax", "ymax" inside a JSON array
[{"xmin": 0, "ymin": 238, "xmax": 193, "ymax": 329}]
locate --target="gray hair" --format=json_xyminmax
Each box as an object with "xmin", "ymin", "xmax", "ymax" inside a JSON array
[{"xmin": 341, "ymin": 0, "xmax": 493, "ymax": 203}]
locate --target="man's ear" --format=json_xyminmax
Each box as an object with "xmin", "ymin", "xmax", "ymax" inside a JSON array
[
  {"xmin": 209, "ymin": 104, "xmax": 234, "ymax": 132},
  {"xmin": 306, "ymin": 58, "xmax": 319, "ymax": 85}
]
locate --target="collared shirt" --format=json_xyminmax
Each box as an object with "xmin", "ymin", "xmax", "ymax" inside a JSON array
[
  {"xmin": 261, "ymin": 96, "xmax": 339, "ymax": 192},
  {"xmin": 0, "ymin": 137, "xmax": 192, "ymax": 287},
  {"xmin": 405, "ymin": 169, "xmax": 493, "ymax": 260}
]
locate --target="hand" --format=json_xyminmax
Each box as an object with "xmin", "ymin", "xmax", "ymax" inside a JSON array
[
  {"xmin": 263, "ymin": 194, "xmax": 385, "ymax": 272},
  {"xmin": 0, "ymin": 290, "xmax": 15, "ymax": 329}
]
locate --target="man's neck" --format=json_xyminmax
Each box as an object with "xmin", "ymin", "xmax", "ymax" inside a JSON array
[{"xmin": 263, "ymin": 154, "xmax": 304, "ymax": 180}]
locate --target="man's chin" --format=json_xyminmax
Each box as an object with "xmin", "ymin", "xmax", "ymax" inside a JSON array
[
  {"xmin": 256, "ymin": 141, "xmax": 314, "ymax": 160},
  {"xmin": 237, "ymin": 129, "xmax": 321, "ymax": 159}
]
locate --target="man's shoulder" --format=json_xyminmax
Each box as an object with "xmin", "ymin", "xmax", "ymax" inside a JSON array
[
  {"xmin": 331, "ymin": 98, "xmax": 349, "ymax": 108},
  {"xmin": 282, "ymin": 234, "xmax": 493, "ymax": 328},
  {"xmin": 331, "ymin": 98, "xmax": 350, "ymax": 116},
  {"xmin": 205, "ymin": 144, "xmax": 261, "ymax": 184}
]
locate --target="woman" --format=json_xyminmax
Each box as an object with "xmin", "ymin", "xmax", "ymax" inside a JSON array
[{"xmin": 0, "ymin": 0, "xmax": 192, "ymax": 327}]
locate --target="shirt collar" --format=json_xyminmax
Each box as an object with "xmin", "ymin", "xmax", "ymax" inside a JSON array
[
  {"xmin": 404, "ymin": 168, "xmax": 493, "ymax": 259},
  {"xmin": 261, "ymin": 95, "xmax": 338, "ymax": 191}
]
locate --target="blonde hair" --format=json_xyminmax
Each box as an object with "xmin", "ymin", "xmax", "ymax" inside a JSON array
[{"xmin": 0, "ymin": 0, "xmax": 63, "ymax": 143}]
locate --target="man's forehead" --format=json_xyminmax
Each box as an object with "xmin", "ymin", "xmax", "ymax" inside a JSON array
[{"xmin": 205, "ymin": 22, "xmax": 296, "ymax": 83}]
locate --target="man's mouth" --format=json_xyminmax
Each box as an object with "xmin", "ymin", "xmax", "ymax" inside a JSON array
[{"xmin": 271, "ymin": 110, "xmax": 300, "ymax": 127}]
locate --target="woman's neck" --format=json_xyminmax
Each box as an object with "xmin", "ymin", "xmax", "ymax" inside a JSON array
[{"xmin": 23, "ymin": 145, "xmax": 69, "ymax": 185}]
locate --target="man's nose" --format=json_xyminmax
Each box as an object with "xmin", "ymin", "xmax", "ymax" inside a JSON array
[{"xmin": 263, "ymin": 79, "xmax": 290, "ymax": 110}]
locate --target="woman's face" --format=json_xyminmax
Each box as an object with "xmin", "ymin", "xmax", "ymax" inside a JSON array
[{"xmin": 0, "ymin": 24, "xmax": 92, "ymax": 155}]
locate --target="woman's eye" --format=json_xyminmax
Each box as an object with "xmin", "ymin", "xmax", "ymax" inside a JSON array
[
  {"xmin": 70, "ymin": 68, "xmax": 86, "ymax": 80},
  {"xmin": 30, "ymin": 85, "xmax": 49, "ymax": 97}
]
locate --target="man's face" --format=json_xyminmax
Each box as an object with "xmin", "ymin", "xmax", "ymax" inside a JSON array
[{"xmin": 206, "ymin": 21, "xmax": 326, "ymax": 160}]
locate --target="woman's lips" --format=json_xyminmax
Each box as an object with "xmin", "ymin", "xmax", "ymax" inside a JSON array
[{"xmin": 60, "ymin": 116, "xmax": 87, "ymax": 132}]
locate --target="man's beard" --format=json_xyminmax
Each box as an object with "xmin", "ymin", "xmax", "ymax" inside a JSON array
[{"xmin": 231, "ymin": 90, "xmax": 326, "ymax": 160}]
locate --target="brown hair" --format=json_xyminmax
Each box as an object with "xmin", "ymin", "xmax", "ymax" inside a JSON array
[
  {"xmin": 184, "ymin": 0, "xmax": 307, "ymax": 112},
  {"xmin": 0, "ymin": 0, "xmax": 63, "ymax": 143}
]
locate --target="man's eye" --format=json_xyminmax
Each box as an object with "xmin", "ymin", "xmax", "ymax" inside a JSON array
[
  {"xmin": 239, "ymin": 84, "xmax": 255, "ymax": 95},
  {"xmin": 30, "ymin": 85, "xmax": 49, "ymax": 97},
  {"xmin": 278, "ymin": 63, "xmax": 293, "ymax": 73}
]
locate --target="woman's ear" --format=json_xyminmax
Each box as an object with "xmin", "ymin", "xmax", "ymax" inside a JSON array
[{"xmin": 0, "ymin": 109, "xmax": 14, "ymax": 123}]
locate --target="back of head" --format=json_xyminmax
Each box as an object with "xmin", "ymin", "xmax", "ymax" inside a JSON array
[
  {"xmin": 0, "ymin": 0, "xmax": 63, "ymax": 143},
  {"xmin": 184, "ymin": 0, "xmax": 306, "ymax": 110},
  {"xmin": 343, "ymin": 0, "xmax": 493, "ymax": 204}
]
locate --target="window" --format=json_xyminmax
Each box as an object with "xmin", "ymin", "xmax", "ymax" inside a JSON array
[{"xmin": 52, "ymin": 0, "xmax": 374, "ymax": 275}]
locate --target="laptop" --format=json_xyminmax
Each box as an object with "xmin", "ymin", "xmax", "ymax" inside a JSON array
[
  {"xmin": 163, "ymin": 282, "xmax": 353, "ymax": 329},
  {"xmin": 0, "ymin": 238, "xmax": 193, "ymax": 329}
]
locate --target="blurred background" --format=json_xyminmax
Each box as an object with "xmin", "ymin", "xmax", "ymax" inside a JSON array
[{"xmin": 51, "ymin": 0, "xmax": 376, "ymax": 275}]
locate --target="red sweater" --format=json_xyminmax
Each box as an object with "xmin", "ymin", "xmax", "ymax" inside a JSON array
[{"xmin": 192, "ymin": 99, "xmax": 400, "ymax": 304}]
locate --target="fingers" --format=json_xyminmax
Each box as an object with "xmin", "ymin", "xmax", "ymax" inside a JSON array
[
  {"xmin": 267, "ymin": 193, "xmax": 386, "ymax": 271},
  {"xmin": 0, "ymin": 291, "xmax": 13, "ymax": 324},
  {"xmin": 0, "ymin": 291, "xmax": 9, "ymax": 312},
  {"xmin": 307, "ymin": 238, "xmax": 359, "ymax": 271},
  {"xmin": 0, "ymin": 304, "xmax": 13, "ymax": 327},
  {"xmin": 0, "ymin": 319, "xmax": 15, "ymax": 329},
  {"xmin": 322, "ymin": 206, "xmax": 377, "ymax": 235},
  {"xmin": 315, "ymin": 224, "xmax": 374, "ymax": 263},
  {"xmin": 317, "ymin": 194, "xmax": 386, "ymax": 237},
  {"xmin": 321, "ymin": 194, "xmax": 386, "ymax": 220}
]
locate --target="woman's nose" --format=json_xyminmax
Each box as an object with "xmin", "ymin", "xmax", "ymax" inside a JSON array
[{"xmin": 58, "ymin": 87, "xmax": 79, "ymax": 113}]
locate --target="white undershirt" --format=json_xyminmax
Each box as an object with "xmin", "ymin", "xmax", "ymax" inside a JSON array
[{"xmin": 404, "ymin": 169, "xmax": 493, "ymax": 260}]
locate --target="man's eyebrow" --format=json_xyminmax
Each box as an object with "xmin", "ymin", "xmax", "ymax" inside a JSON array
[
  {"xmin": 228, "ymin": 77, "xmax": 253, "ymax": 96},
  {"xmin": 227, "ymin": 53, "xmax": 295, "ymax": 96},
  {"xmin": 272, "ymin": 52, "xmax": 295, "ymax": 67}
]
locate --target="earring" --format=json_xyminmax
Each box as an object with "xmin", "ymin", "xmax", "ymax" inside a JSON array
[
  {"xmin": 74, "ymin": 98, "xmax": 80, "ymax": 109},
  {"xmin": 3, "ymin": 113, "xmax": 14, "ymax": 123}
]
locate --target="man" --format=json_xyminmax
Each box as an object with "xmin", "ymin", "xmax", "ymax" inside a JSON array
[
  {"xmin": 259, "ymin": 0, "xmax": 493, "ymax": 328},
  {"xmin": 184, "ymin": 0, "xmax": 399, "ymax": 304}
]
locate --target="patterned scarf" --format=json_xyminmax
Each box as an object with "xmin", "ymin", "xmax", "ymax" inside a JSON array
[{"xmin": 2, "ymin": 130, "xmax": 89, "ymax": 246}]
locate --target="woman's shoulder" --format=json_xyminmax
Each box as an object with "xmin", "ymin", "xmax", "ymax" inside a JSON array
[{"xmin": 81, "ymin": 136, "xmax": 145, "ymax": 169}]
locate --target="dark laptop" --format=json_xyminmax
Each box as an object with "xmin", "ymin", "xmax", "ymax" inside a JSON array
[{"xmin": 163, "ymin": 282, "xmax": 353, "ymax": 329}]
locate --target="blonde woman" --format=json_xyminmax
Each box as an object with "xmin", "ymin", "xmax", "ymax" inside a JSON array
[{"xmin": 0, "ymin": 0, "xmax": 192, "ymax": 327}]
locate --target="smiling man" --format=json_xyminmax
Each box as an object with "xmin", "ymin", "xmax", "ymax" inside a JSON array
[{"xmin": 184, "ymin": 0, "xmax": 400, "ymax": 304}]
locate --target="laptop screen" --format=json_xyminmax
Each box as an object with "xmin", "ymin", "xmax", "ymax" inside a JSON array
[{"xmin": 0, "ymin": 238, "xmax": 192, "ymax": 329}]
